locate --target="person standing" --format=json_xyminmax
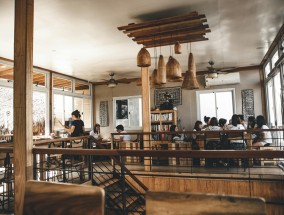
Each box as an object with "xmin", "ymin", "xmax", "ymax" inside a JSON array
[{"xmin": 65, "ymin": 110, "xmax": 85, "ymax": 137}]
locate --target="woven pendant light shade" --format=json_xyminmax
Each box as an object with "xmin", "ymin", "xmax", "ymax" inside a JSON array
[
  {"xmin": 157, "ymin": 55, "xmax": 166, "ymax": 84},
  {"xmin": 137, "ymin": 47, "xmax": 151, "ymax": 67},
  {"xmin": 151, "ymin": 69, "xmax": 160, "ymax": 88},
  {"xmin": 174, "ymin": 41, "xmax": 182, "ymax": 54},
  {"xmin": 166, "ymin": 56, "xmax": 182, "ymax": 81},
  {"xmin": 182, "ymin": 52, "xmax": 199, "ymax": 89}
]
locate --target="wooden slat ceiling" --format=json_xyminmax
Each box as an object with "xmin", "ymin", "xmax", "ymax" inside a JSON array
[{"xmin": 118, "ymin": 11, "xmax": 210, "ymax": 48}]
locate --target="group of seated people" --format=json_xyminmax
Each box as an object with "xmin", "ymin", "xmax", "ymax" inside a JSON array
[{"xmin": 191, "ymin": 114, "xmax": 272, "ymax": 149}]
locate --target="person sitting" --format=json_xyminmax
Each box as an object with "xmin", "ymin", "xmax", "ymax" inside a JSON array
[
  {"xmin": 203, "ymin": 116, "xmax": 211, "ymax": 129},
  {"xmin": 238, "ymin": 114, "xmax": 247, "ymax": 129},
  {"xmin": 228, "ymin": 114, "xmax": 246, "ymax": 150},
  {"xmin": 169, "ymin": 125, "xmax": 184, "ymax": 142},
  {"xmin": 218, "ymin": 118, "xmax": 227, "ymax": 130},
  {"xmin": 89, "ymin": 123, "xmax": 103, "ymax": 148},
  {"xmin": 247, "ymin": 116, "xmax": 256, "ymax": 129},
  {"xmin": 205, "ymin": 117, "xmax": 220, "ymax": 131},
  {"xmin": 252, "ymin": 115, "xmax": 272, "ymax": 148},
  {"xmin": 115, "ymin": 124, "xmax": 131, "ymax": 142},
  {"xmin": 192, "ymin": 120, "xmax": 203, "ymax": 140}
]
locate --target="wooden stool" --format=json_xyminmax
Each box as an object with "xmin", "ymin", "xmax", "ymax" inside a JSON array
[
  {"xmin": 119, "ymin": 142, "xmax": 140, "ymax": 163},
  {"xmin": 168, "ymin": 143, "xmax": 179, "ymax": 165}
]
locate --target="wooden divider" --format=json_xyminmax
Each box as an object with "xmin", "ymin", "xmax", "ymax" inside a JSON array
[{"xmin": 126, "ymin": 176, "xmax": 284, "ymax": 215}]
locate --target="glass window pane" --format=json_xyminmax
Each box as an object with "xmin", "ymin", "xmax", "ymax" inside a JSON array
[
  {"xmin": 267, "ymin": 80, "xmax": 275, "ymax": 127},
  {"xmin": 0, "ymin": 64, "xmax": 13, "ymax": 81},
  {"xmin": 271, "ymin": 51, "xmax": 279, "ymax": 68},
  {"xmin": 83, "ymin": 98, "xmax": 91, "ymax": 128},
  {"xmin": 128, "ymin": 97, "xmax": 142, "ymax": 128},
  {"xmin": 75, "ymin": 81, "xmax": 90, "ymax": 95},
  {"xmin": 53, "ymin": 76, "xmax": 72, "ymax": 92},
  {"xmin": 274, "ymin": 73, "xmax": 282, "ymax": 127},
  {"xmin": 0, "ymin": 87, "xmax": 13, "ymax": 132},
  {"xmin": 199, "ymin": 93, "xmax": 216, "ymax": 121},
  {"xmin": 216, "ymin": 91, "xmax": 234, "ymax": 121},
  {"xmin": 264, "ymin": 63, "xmax": 270, "ymax": 78},
  {"xmin": 33, "ymin": 92, "xmax": 47, "ymax": 135},
  {"xmin": 53, "ymin": 94, "xmax": 64, "ymax": 130},
  {"xmin": 64, "ymin": 96, "xmax": 73, "ymax": 122},
  {"xmin": 33, "ymin": 71, "xmax": 46, "ymax": 87}
]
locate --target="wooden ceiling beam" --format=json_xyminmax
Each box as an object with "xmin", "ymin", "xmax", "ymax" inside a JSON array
[
  {"xmin": 144, "ymin": 38, "xmax": 208, "ymax": 48},
  {"xmin": 143, "ymin": 36, "xmax": 208, "ymax": 48},
  {"xmin": 134, "ymin": 29, "xmax": 210, "ymax": 43},
  {"xmin": 130, "ymin": 23, "xmax": 209, "ymax": 39},
  {"xmin": 123, "ymin": 18, "xmax": 206, "ymax": 35},
  {"xmin": 0, "ymin": 68, "xmax": 13, "ymax": 76},
  {"xmin": 118, "ymin": 11, "xmax": 200, "ymax": 31}
]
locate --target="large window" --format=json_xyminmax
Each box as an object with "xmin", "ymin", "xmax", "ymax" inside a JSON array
[
  {"xmin": 53, "ymin": 75, "xmax": 92, "ymax": 131},
  {"xmin": 113, "ymin": 96, "xmax": 142, "ymax": 130},
  {"xmin": 197, "ymin": 89, "xmax": 235, "ymax": 122},
  {"xmin": 0, "ymin": 87, "xmax": 13, "ymax": 132}
]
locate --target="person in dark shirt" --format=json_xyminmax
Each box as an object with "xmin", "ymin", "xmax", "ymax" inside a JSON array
[{"xmin": 65, "ymin": 110, "xmax": 85, "ymax": 137}]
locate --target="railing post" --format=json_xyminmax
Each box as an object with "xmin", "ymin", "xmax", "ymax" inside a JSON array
[
  {"xmin": 88, "ymin": 137, "xmax": 92, "ymax": 181},
  {"xmin": 33, "ymin": 152, "xmax": 37, "ymax": 180},
  {"xmin": 62, "ymin": 154, "xmax": 66, "ymax": 182},
  {"xmin": 121, "ymin": 156, "xmax": 126, "ymax": 214}
]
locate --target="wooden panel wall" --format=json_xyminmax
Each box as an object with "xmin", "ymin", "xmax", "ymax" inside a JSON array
[{"xmin": 126, "ymin": 176, "xmax": 284, "ymax": 215}]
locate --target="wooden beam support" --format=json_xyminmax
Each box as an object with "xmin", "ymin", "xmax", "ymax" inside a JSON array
[
  {"xmin": 92, "ymin": 84, "xmax": 96, "ymax": 126},
  {"xmin": 14, "ymin": 0, "xmax": 34, "ymax": 214},
  {"xmin": 133, "ymin": 28, "xmax": 210, "ymax": 43},
  {"xmin": 124, "ymin": 18, "xmax": 207, "ymax": 35},
  {"xmin": 144, "ymin": 37, "xmax": 208, "ymax": 48},
  {"xmin": 118, "ymin": 11, "xmax": 200, "ymax": 31},
  {"xmin": 141, "ymin": 67, "xmax": 151, "ymax": 171}
]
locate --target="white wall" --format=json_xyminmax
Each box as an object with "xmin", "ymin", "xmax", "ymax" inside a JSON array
[
  {"xmin": 95, "ymin": 69, "xmax": 263, "ymax": 138},
  {"xmin": 94, "ymin": 82, "xmax": 141, "ymax": 139}
]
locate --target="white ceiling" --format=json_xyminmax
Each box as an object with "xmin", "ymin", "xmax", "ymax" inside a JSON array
[{"xmin": 0, "ymin": 0, "xmax": 283, "ymax": 82}]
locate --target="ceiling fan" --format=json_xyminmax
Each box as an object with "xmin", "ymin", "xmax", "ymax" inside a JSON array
[
  {"xmin": 206, "ymin": 61, "xmax": 229, "ymax": 79},
  {"xmin": 95, "ymin": 73, "xmax": 134, "ymax": 87}
]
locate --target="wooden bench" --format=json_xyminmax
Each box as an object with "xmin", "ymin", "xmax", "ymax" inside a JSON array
[{"xmin": 23, "ymin": 180, "xmax": 105, "ymax": 215}]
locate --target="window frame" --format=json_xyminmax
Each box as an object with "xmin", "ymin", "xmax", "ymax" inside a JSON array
[{"xmin": 196, "ymin": 88, "xmax": 236, "ymax": 121}]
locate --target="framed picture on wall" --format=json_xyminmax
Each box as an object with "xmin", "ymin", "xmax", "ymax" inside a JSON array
[{"xmin": 154, "ymin": 87, "xmax": 182, "ymax": 107}]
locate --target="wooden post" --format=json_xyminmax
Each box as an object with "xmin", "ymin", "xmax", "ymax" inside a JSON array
[
  {"xmin": 141, "ymin": 67, "xmax": 151, "ymax": 171},
  {"xmin": 92, "ymin": 84, "xmax": 96, "ymax": 125},
  {"xmin": 14, "ymin": 0, "xmax": 34, "ymax": 214},
  {"xmin": 49, "ymin": 72, "xmax": 53, "ymax": 133}
]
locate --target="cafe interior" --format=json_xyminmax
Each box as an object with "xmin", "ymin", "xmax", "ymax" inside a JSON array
[{"xmin": 0, "ymin": 0, "xmax": 284, "ymax": 214}]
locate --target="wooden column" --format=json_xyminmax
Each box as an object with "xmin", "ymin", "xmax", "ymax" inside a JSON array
[
  {"xmin": 92, "ymin": 83, "xmax": 96, "ymax": 125},
  {"xmin": 141, "ymin": 67, "xmax": 151, "ymax": 171},
  {"xmin": 49, "ymin": 72, "xmax": 53, "ymax": 133},
  {"xmin": 14, "ymin": 0, "xmax": 34, "ymax": 214}
]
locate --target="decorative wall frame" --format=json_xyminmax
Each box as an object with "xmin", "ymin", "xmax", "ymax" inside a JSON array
[
  {"xmin": 99, "ymin": 101, "xmax": 109, "ymax": 127},
  {"xmin": 241, "ymin": 89, "xmax": 254, "ymax": 120},
  {"xmin": 154, "ymin": 87, "xmax": 182, "ymax": 107}
]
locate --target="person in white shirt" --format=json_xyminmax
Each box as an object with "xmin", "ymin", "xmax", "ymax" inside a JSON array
[
  {"xmin": 89, "ymin": 123, "xmax": 103, "ymax": 148},
  {"xmin": 229, "ymin": 114, "xmax": 246, "ymax": 149},
  {"xmin": 253, "ymin": 115, "xmax": 272, "ymax": 148},
  {"xmin": 205, "ymin": 117, "xmax": 220, "ymax": 131},
  {"xmin": 115, "ymin": 124, "xmax": 131, "ymax": 142}
]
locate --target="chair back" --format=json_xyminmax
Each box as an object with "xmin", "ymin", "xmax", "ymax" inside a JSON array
[{"xmin": 23, "ymin": 181, "xmax": 105, "ymax": 215}]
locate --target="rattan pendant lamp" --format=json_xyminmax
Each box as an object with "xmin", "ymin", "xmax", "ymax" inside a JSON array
[
  {"xmin": 182, "ymin": 43, "xmax": 199, "ymax": 90},
  {"xmin": 166, "ymin": 41, "xmax": 182, "ymax": 82}
]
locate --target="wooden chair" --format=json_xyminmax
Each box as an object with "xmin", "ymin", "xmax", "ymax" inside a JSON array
[
  {"xmin": 23, "ymin": 180, "xmax": 105, "ymax": 215},
  {"xmin": 146, "ymin": 191, "xmax": 266, "ymax": 215},
  {"xmin": 119, "ymin": 141, "xmax": 141, "ymax": 163}
]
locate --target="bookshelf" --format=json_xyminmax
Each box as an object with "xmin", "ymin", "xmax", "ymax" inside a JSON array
[{"xmin": 151, "ymin": 110, "xmax": 177, "ymax": 141}]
